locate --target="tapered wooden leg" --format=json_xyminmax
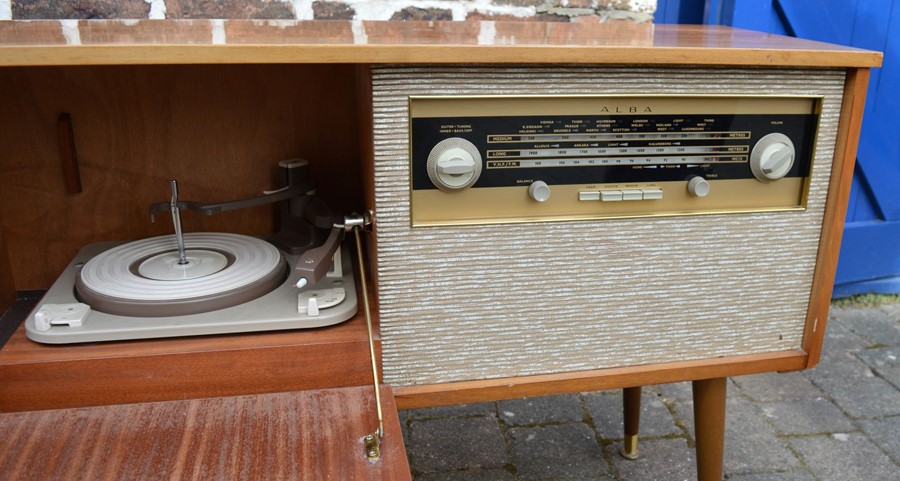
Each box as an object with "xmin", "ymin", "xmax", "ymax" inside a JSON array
[
  {"xmin": 620, "ymin": 385, "xmax": 642, "ymax": 460},
  {"xmin": 692, "ymin": 377, "xmax": 727, "ymax": 481}
]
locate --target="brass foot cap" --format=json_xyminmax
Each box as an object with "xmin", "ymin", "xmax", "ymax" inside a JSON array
[{"xmin": 620, "ymin": 434, "xmax": 639, "ymax": 460}]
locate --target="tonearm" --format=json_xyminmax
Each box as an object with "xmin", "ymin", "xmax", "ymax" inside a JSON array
[{"xmin": 148, "ymin": 159, "xmax": 344, "ymax": 289}]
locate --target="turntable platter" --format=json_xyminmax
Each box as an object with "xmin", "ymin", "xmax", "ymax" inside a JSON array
[{"xmin": 76, "ymin": 233, "xmax": 284, "ymax": 317}]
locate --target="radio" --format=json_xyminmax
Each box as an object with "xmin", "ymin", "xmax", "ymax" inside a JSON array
[
  {"xmin": 372, "ymin": 65, "xmax": 847, "ymax": 388},
  {"xmin": 409, "ymin": 95, "xmax": 820, "ymax": 225}
]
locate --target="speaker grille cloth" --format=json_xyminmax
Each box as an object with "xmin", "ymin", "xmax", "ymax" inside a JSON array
[{"xmin": 371, "ymin": 66, "xmax": 845, "ymax": 387}]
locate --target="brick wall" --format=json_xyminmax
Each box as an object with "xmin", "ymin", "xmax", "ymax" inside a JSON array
[{"xmin": 2, "ymin": 0, "xmax": 656, "ymax": 23}]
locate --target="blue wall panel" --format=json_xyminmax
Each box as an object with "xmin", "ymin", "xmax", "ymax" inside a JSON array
[
  {"xmin": 702, "ymin": 0, "xmax": 788, "ymax": 34},
  {"xmin": 846, "ymin": 174, "xmax": 881, "ymax": 223},
  {"xmin": 664, "ymin": 0, "xmax": 900, "ymax": 295},
  {"xmin": 835, "ymin": 222, "xmax": 900, "ymax": 284},
  {"xmin": 655, "ymin": 0, "xmax": 705, "ymax": 24}
]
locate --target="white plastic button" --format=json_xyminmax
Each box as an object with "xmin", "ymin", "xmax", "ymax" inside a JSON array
[
  {"xmin": 621, "ymin": 189, "xmax": 643, "ymax": 201},
  {"xmin": 600, "ymin": 190, "xmax": 623, "ymax": 201},
  {"xmin": 579, "ymin": 191, "xmax": 600, "ymax": 201},
  {"xmin": 32, "ymin": 303, "xmax": 91, "ymax": 332},
  {"xmin": 641, "ymin": 188, "xmax": 663, "ymax": 200}
]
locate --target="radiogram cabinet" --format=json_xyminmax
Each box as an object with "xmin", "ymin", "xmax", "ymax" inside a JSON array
[{"xmin": 0, "ymin": 20, "xmax": 882, "ymax": 480}]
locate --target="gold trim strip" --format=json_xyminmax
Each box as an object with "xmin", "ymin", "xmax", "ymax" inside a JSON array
[
  {"xmin": 410, "ymin": 94, "xmax": 822, "ymax": 118},
  {"xmin": 411, "ymin": 178, "xmax": 808, "ymax": 227}
]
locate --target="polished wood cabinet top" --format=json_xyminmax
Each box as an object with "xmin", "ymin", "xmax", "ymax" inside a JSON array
[{"xmin": 0, "ymin": 20, "xmax": 882, "ymax": 67}]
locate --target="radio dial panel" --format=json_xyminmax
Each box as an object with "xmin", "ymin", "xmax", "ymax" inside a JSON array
[{"xmin": 409, "ymin": 96, "xmax": 821, "ymax": 226}]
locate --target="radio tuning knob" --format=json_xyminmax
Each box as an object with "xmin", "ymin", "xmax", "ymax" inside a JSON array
[
  {"xmin": 426, "ymin": 137, "xmax": 483, "ymax": 192},
  {"xmin": 528, "ymin": 181, "xmax": 551, "ymax": 202},
  {"xmin": 687, "ymin": 176, "xmax": 711, "ymax": 197},
  {"xmin": 750, "ymin": 133, "xmax": 795, "ymax": 182}
]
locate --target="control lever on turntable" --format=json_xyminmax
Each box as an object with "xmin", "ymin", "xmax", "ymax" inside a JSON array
[
  {"xmin": 292, "ymin": 227, "xmax": 342, "ymax": 288},
  {"xmin": 332, "ymin": 211, "xmax": 384, "ymax": 460},
  {"xmin": 293, "ymin": 211, "xmax": 374, "ymax": 289}
]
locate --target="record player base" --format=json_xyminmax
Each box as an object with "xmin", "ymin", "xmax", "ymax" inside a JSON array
[
  {"xmin": 0, "ymin": 385, "xmax": 411, "ymax": 481},
  {"xmin": 0, "ymin": 309, "xmax": 379, "ymax": 412}
]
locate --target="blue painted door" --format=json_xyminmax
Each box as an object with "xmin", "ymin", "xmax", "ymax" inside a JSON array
[{"xmin": 655, "ymin": 0, "xmax": 899, "ymax": 296}]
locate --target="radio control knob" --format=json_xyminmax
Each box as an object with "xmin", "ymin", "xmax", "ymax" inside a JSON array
[
  {"xmin": 687, "ymin": 176, "xmax": 711, "ymax": 197},
  {"xmin": 750, "ymin": 133, "xmax": 795, "ymax": 182},
  {"xmin": 427, "ymin": 138, "xmax": 483, "ymax": 192},
  {"xmin": 528, "ymin": 181, "xmax": 551, "ymax": 202}
]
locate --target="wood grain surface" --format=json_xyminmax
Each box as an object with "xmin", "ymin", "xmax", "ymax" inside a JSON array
[
  {"xmin": 0, "ymin": 22, "xmax": 878, "ymax": 420},
  {"xmin": 0, "ymin": 271, "xmax": 380, "ymax": 413},
  {"xmin": 0, "ymin": 64, "xmax": 364, "ymax": 290},
  {"xmin": 394, "ymin": 350, "xmax": 808, "ymax": 409},
  {"xmin": 56, "ymin": 113, "xmax": 83, "ymax": 195},
  {"xmin": 803, "ymin": 68, "xmax": 872, "ymax": 368},
  {"xmin": 0, "ymin": 21, "xmax": 882, "ymax": 68},
  {"xmin": 0, "ymin": 385, "xmax": 411, "ymax": 481},
  {"xmin": 0, "ymin": 216, "xmax": 13, "ymax": 314}
]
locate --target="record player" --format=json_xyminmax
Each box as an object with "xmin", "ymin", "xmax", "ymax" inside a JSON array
[{"xmin": 24, "ymin": 159, "xmax": 358, "ymax": 344}]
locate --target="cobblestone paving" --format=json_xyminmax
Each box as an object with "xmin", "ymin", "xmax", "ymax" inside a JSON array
[{"xmin": 399, "ymin": 304, "xmax": 900, "ymax": 481}]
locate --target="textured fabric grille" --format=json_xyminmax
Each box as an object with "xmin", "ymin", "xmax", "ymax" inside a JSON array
[{"xmin": 371, "ymin": 66, "xmax": 845, "ymax": 387}]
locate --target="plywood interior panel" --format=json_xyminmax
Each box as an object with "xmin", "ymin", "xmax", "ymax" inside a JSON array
[{"xmin": 0, "ymin": 64, "xmax": 363, "ymax": 290}]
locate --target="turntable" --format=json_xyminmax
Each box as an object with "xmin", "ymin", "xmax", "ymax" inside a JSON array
[{"xmin": 24, "ymin": 159, "xmax": 358, "ymax": 344}]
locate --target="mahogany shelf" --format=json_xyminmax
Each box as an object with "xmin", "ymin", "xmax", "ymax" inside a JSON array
[
  {"xmin": 0, "ymin": 385, "xmax": 410, "ymax": 481},
  {"xmin": 0, "ymin": 292, "xmax": 379, "ymax": 412}
]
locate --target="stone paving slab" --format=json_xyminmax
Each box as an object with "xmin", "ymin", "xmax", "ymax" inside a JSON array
[
  {"xmin": 656, "ymin": 381, "xmax": 693, "ymax": 401},
  {"xmin": 835, "ymin": 307, "xmax": 900, "ymax": 345},
  {"xmin": 401, "ymin": 305, "xmax": 900, "ymax": 481},
  {"xmin": 726, "ymin": 471, "xmax": 816, "ymax": 481},
  {"xmin": 584, "ymin": 390, "xmax": 681, "ymax": 439},
  {"xmin": 788, "ymin": 433, "xmax": 900, "ymax": 481},
  {"xmin": 758, "ymin": 398, "xmax": 856, "ymax": 435},
  {"xmin": 508, "ymin": 424, "xmax": 609, "ymax": 480},
  {"xmin": 415, "ymin": 468, "xmax": 517, "ymax": 481},
  {"xmin": 817, "ymin": 323, "xmax": 869, "ymax": 358},
  {"xmin": 806, "ymin": 373, "xmax": 900, "ymax": 419},
  {"xmin": 858, "ymin": 416, "xmax": 900, "ymax": 465},
  {"xmin": 604, "ymin": 438, "xmax": 695, "ymax": 481},
  {"xmin": 675, "ymin": 397, "xmax": 801, "ymax": 475},
  {"xmin": 408, "ymin": 402, "xmax": 497, "ymax": 420},
  {"xmin": 857, "ymin": 346, "xmax": 900, "ymax": 390},
  {"xmin": 407, "ymin": 417, "xmax": 508, "ymax": 473},
  {"xmin": 498, "ymin": 394, "xmax": 584, "ymax": 426},
  {"xmin": 731, "ymin": 372, "xmax": 824, "ymax": 402}
]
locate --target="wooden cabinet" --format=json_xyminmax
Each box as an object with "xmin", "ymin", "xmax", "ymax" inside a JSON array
[{"xmin": 0, "ymin": 20, "xmax": 881, "ymax": 481}]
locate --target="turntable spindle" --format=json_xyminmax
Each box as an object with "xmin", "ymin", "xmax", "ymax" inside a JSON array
[{"xmin": 169, "ymin": 179, "xmax": 188, "ymax": 266}]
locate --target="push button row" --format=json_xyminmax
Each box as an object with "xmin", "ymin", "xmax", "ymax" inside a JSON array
[{"xmin": 579, "ymin": 188, "xmax": 663, "ymax": 202}]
